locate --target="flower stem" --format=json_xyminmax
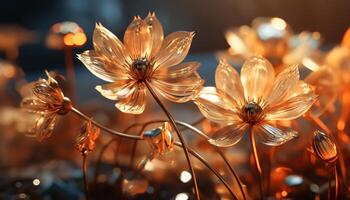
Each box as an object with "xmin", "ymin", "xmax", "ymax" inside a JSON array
[
  {"xmin": 174, "ymin": 141, "xmax": 238, "ymax": 200},
  {"xmin": 250, "ymin": 127, "xmax": 264, "ymax": 200},
  {"xmin": 144, "ymin": 81, "xmax": 200, "ymax": 200},
  {"xmin": 82, "ymin": 153, "xmax": 89, "ymax": 200},
  {"xmin": 71, "ymin": 107, "xmax": 143, "ymax": 140},
  {"xmin": 217, "ymin": 149, "xmax": 247, "ymax": 200},
  {"xmin": 334, "ymin": 164, "xmax": 339, "ymax": 200}
]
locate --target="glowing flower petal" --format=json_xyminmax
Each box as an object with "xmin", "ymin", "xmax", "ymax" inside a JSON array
[
  {"xmin": 265, "ymin": 93, "xmax": 317, "ymax": 120},
  {"xmin": 151, "ymin": 73, "xmax": 203, "ymax": 103},
  {"xmin": 257, "ymin": 124, "xmax": 298, "ymax": 146},
  {"xmin": 194, "ymin": 87, "xmax": 240, "ymax": 124},
  {"xmin": 21, "ymin": 97, "xmax": 49, "ymax": 113},
  {"xmin": 240, "ymin": 56, "xmax": 275, "ymax": 102},
  {"xmin": 75, "ymin": 120, "xmax": 100, "ymax": 154},
  {"xmin": 124, "ymin": 16, "xmax": 151, "ymax": 59},
  {"xmin": 114, "ymin": 83, "xmax": 146, "ymax": 114},
  {"xmin": 93, "ymin": 23, "xmax": 131, "ymax": 65},
  {"xmin": 30, "ymin": 114, "xmax": 57, "ymax": 141},
  {"xmin": 144, "ymin": 12, "xmax": 164, "ymax": 58},
  {"xmin": 154, "ymin": 62, "xmax": 199, "ymax": 80},
  {"xmin": 266, "ymin": 65, "xmax": 299, "ymax": 105},
  {"xmin": 208, "ymin": 123, "xmax": 248, "ymax": 147},
  {"xmin": 215, "ymin": 60, "xmax": 245, "ymax": 107},
  {"xmin": 154, "ymin": 31, "xmax": 194, "ymax": 69},
  {"xmin": 78, "ymin": 50, "xmax": 130, "ymax": 82},
  {"xmin": 95, "ymin": 80, "xmax": 135, "ymax": 100}
]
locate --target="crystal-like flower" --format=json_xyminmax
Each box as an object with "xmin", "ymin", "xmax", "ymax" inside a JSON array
[
  {"xmin": 20, "ymin": 71, "xmax": 72, "ymax": 141},
  {"xmin": 75, "ymin": 120, "xmax": 100, "ymax": 155},
  {"xmin": 78, "ymin": 12, "xmax": 204, "ymax": 114},
  {"xmin": 221, "ymin": 17, "xmax": 320, "ymax": 72},
  {"xmin": 143, "ymin": 122, "xmax": 174, "ymax": 158},
  {"xmin": 194, "ymin": 56, "xmax": 317, "ymax": 147},
  {"xmin": 311, "ymin": 131, "xmax": 338, "ymax": 163}
]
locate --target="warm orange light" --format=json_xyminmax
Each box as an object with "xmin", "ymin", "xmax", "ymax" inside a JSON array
[
  {"xmin": 73, "ymin": 32, "xmax": 87, "ymax": 46},
  {"xmin": 281, "ymin": 190, "xmax": 288, "ymax": 197},
  {"xmin": 63, "ymin": 33, "xmax": 75, "ymax": 46},
  {"xmin": 342, "ymin": 28, "xmax": 350, "ymax": 48}
]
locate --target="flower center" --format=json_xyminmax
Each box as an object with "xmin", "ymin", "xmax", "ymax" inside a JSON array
[
  {"xmin": 240, "ymin": 102, "xmax": 263, "ymax": 124},
  {"xmin": 132, "ymin": 58, "xmax": 151, "ymax": 81}
]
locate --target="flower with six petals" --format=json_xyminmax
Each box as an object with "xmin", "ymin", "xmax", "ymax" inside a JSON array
[
  {"xmin": 78, "ymin": 12, "xmax": 204, "ymax": 114},
  {"xmin": 194, "ymin": 56, "xmax": 317, "ymax": 147}
]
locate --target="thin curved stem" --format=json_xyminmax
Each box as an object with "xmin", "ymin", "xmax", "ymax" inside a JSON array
[
  {"xmin": 174, "ymin": 142, "xmax": 238, "ymax": 200},
  {"xmin": 145, "ymin": 81, "xmax": 200, "ymax": 200},
  {"xmin": 82, "ymin": 153, "xmax": 89, "ymax": 200},
  {"xmin": 334, "ymin": 164, "xmax": 339, "ymax": 200},
  {"xmin": 217, "ymin": 149, "xmax": 247, "ymax": 200},
  {"xmin": 71, "ymin": 107, "xmax": 143, "ymax": 140},
  {"xmin": 250, "ymin": 127, "xmax": 264, "ymax": 200}
]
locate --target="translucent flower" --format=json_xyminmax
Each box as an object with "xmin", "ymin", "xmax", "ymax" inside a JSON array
[
  {"xmin": 75, "ymin": 120, "xmax": 100, "ymax": 155},
  {"xmin": 143, "ymin": 122, "xmax": 174, "ymax": 158},
  {"xmin": 311, "ymin": 131, "xmax": 338, "ymax": 164},
  {"xmin": 78, "ymin": 12, "xmax": 204, "ymax": 114},
  {"xmin": 221, "ymin": 17, "xmax": 320, "ymax": 72},
  {"xmin": 20, "ymin": 71, "xmax": 72, "ymax": 141},
  {"xmin": 194, "ymin": 56, "xmax": 317, "ymax": 147}
]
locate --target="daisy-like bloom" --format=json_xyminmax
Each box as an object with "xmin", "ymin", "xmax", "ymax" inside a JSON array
[
  {"xmin": 20, "ymin": 71, "xmax": 72, "ymax": 141},
  {"xmin": 78, "ymin": 12, "xmax": 204, "ymax": 114},
  {"xmin": 194, "ymin": 56, "xmax": 317, "ymax": 147},
  {"xmin": 311, "ymin": 131, "xmax": 338, "ymax": 164},
  {"xmin": 221, "ymin": 17, "xmax": 320, "ymax": 72},
  {"xmin": 75, "ymin": 120, "xmax": 100, "ymax": 155}
]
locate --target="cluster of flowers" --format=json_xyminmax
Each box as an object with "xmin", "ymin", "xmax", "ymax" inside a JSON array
[{"xmin": 20, "ymin": 13, "xmax": 347, "ymax": 199}]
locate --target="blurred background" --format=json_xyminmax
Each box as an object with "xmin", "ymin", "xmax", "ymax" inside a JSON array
[
  {"xmin": 1, "ymin": 1, "xmax": 350, "ymax": 199},
  {"xmin": 0, "ymin": 0, "xmax": 350, "ymax": 71}
]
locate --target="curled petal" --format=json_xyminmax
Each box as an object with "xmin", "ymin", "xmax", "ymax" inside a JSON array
[
  {"xmin": 151, "ymin": 73, "xmax": 203, "ymax": 103},
  {"xmin": 266, "ymin": 65, "xmax": 299, "ymax": 105},
  {"xmin": 21, "ymin": 97, "xmax": 50, "ymax": 113},
  {"xmin": 208, "ymin": 123, "xmax": 248, "ymax": 147},
  {"xmin": 240, "ymin": 56, "xmax": 275, "ymax": 102},
  {"xmin": 75, "ymin": 120, "xmax": 100, "ymax": 154},
  {"xmin": 114, "ymin": 83, "xmax": 146, "ymax": 114},
  {"xmin": 144, "ymin": 12, "xmax": 164, "ymax": 59},
  {"xmin": 124, "ymin": 16, "xmax": 151, "ymax": 59},
  {"xmin": 95, "ymin": 80, "xmax": 135, "ymax": 100},
  {"xmin": 32, "ymin": 81, "xmax": 64, "ymax": 105},
  {"xmin": 194, "ymin": 87, "xmax": 240, "ymax": 124},
  {"xmin": 153, "ymin": 62, "xmax": 199, "ymax": 80},
  {"xmin": 257, "ymin": 124, "xmax": 298, "ymax": 146},
  {"xmin": 28, "ymin": 114, "xmax": 57, "ymax": 141},
  {"xmin": 265, "ymin": 93, "xmax": 317, "ymax": 121},
  {"xmin": 78, "ymin": 50, "xmax": 130, "ymax": 82},
  {"xmin": 93, "ymin": 23, "xmax": 131, "ymax": 65},
  {"xmin": 154, "ymin": 31, "xmax": 194, "ymax": 69},
  {"xmin": 215, "ymin": 60, "xmax": 245, "ymax": 108}
]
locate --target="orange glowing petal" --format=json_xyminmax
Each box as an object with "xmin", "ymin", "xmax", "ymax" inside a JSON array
[
  {"xmin": 194, "ymin": 87, "xmax": 241, "ymax": 124},
  {"xmin": 123, "ymin": 16, "xmax": 151, "ymax": 59},
  {"xmin": 208, "ymin": 123, "xmax": 248, "ymax": 147},
  {"xmin": 240, "ymin": 56, "xmax": 275, "ymax": 102},
  {"xmin": 150, "ymin": 73, "xmax": 203, "ymax": 103},
  {"xmin": 93, "ymin": 23, "xmax": 131, "ymax": 65},
  {"xmin": 114, "ymin": 83, "xmax": 146, "ymax": 114},
  {"xmin": 154, "ymin": 31, "xmax": 194, "ymax": 69},
  {"xmin": 215, "ymin": 60, "xmax": 245, "ymax": 108},
  {"xmin": 75, "ymin": 120, "xmax": 100, "ymax": 154},
  {"xmin": 266, "ymin": 65, "xmax": 299, "ymax": 105},
  {"xmin": 144, "ymin": 12, "xmax": 164, "ymax": 58}
]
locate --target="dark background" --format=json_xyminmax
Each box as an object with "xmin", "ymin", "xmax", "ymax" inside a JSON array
[{"xmin": 0, "ymin": 0, "xmax": 349, "ymax": 71}]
